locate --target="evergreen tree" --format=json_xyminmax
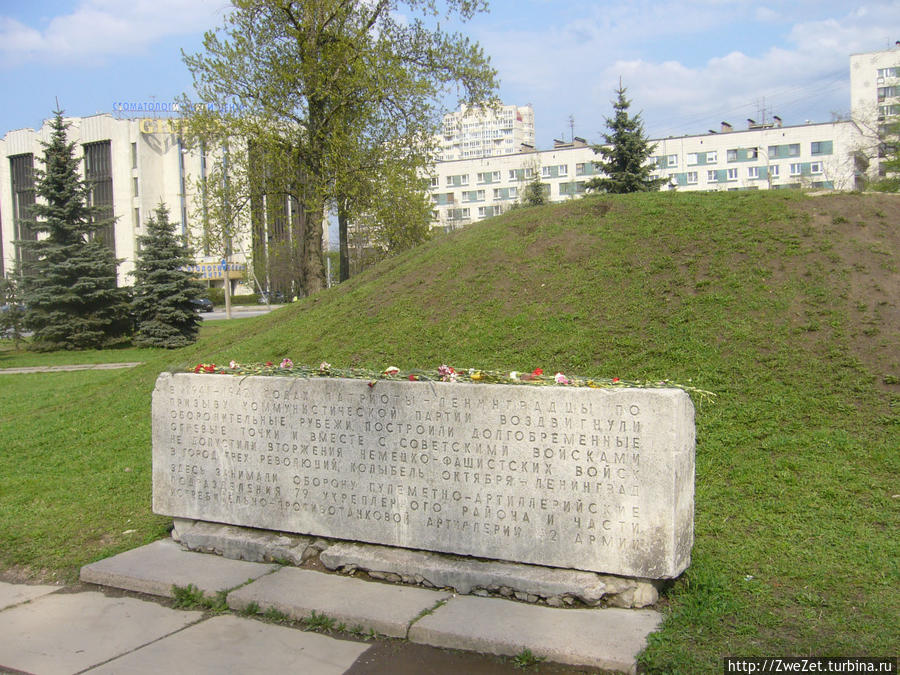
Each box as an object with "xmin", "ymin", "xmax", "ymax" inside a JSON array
[
  {"xmin": 17, "ymin": 109, "xmax": 131, "ymax": 351},
  {"xmin": 131, "ymin": 203, "xmax": 204, "ymax": 348},
  {"xmin": 587, "ymin": 83, "xmax": 665, "ymax": 194},
  {"xmin": 0, "ymin": 274, "xmax": 27, "ymax": 349},
  {"xmin": 521, "ymin": 175, "xmax": 548, "ymax": 206}
]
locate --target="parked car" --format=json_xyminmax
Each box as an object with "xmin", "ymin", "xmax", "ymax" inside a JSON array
[
  {"xmin": 191, "ymin": 297, "xmax": 214, "ymax": 312},
  {"xmin": 257, "ymin": 290, "xmax": 285, "ymax": 304}
]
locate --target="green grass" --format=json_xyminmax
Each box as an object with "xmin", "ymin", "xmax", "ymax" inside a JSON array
[{"xmin": 1, "ymin": 191, "xmax": 897, "ymax": 671}]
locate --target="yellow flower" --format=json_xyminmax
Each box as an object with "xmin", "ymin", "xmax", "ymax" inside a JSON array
[{"xmin": 471, "ymin": 371, "xmax": 482, "ymax": 381}]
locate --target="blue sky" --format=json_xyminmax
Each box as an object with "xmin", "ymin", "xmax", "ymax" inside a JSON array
[{"xmin": 2, "ymin": 1, "xmax": 899, "ymax": 148}]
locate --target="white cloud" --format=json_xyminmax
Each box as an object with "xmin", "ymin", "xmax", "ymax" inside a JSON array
[
  {"xmin": 475, "ymin": 1, "xmax": 900, "ymax": 144},
  {"xmin": 0, "ymin": 0, "xmax": 230, "ymax": 66}
]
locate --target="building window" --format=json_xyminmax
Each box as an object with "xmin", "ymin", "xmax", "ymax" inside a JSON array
[
  {"xmin": 83, "ymin": 140, "xmax": 115, "ymax": 251},
  {"xmin": 770, "ymin": 165, "xmax": 780, "ymax": 178},
  {"xmin": 810, "ymin": 162, "xmax": 823, "ymax": 174},
  {"xmin": 462, "ymin": 190, "xmax": 485, "ymax": 202},
  {"xmin": 707, "ymin": 170, "xmax": 718, "ymax": 182},
  {"xmin": 789, "ymin": 163, "xmax": 802, "ymax": 176},
  {"xmin": 9, "ymin": 154, "xmax": 37, "ymax": 265},
  {"xmin": 747, "ymin": 147, "xmax": 758, "ymax": 159},
  {"xmin": 748, "ymin": 166, "xmax": 760, "ymax": 179},
  {"xmin": 706, "ymin": 151, "xmax": 717, "ymax": 163},
  {"xmin": 687, "ymin": 153, "xmax": 698, "ymax": 165},
  {"xmin": 134, "ymin": 207, "xmax": 141, "ymax": 229},
  {"xmin": 133, "ymin": 176, "xmax": 139, "ymax": 197},
  {"xmin": 447, "ymin": 174, "xmax": 469, "ymax": 186},
  {"xmin": 726, "ymin": 168, "xmax": 738, "ymax": 180},
  {"xmin": 686, "ymin": 171, "xmax": 698, "ymax": 184},
  {"xmin": 508, "ymin": 168, "xmax": 533, "ymax": 181},
  {"xmin": 477, "ymin": 171, "xmax": 500, "ymax": 183},
  {"xmin": 430, "ymin": 176, "xmax": 439, "ymax": 187},
  {"xmin": 877, "ymin": 67, "xmax": 899, "ymax": 79},
  {"xmin": 131, "ymin": 142, "xmax": 138, "ymax": 169},
  {"xmin": 478, "ymin": 205, "xmax": 502, "ymax": 218},
  {"xmin": 788, "ymin": 144, "xmax": 800, "ymax": 157},
  {"xmin": 727, "ymin": 149, "xmax": 738, "ymax": 162},
  {"xmin": 667, "ymin": 154, "xmax": 678, "ymax": 167}
]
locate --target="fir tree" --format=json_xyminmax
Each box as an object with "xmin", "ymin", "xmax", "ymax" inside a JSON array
[
  {"xmin": 131, "ymin": 203, "xmax": 204, "ymax": 348},
  {"xmin": 521, "ymin": 175, "xmax": 548, "ymax": 207},
  {"xmin": 0, "ymin": 274, "xmax": 27, "ymax": 349},
  {"xmin": 587, "ymin": 83, "xmax": 665, "ymax": 194},
  {"xmin": 17, "ymin": 109, "xmax": 131, "ymax": 351}
]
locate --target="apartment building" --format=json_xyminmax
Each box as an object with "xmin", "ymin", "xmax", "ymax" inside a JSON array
[
  {"xmin": 438, "ymin": 103, "xmax": 535, "ymax": 161},
  {"xmin": 428, "ymin": 45, "xmax": 900, "ymax": 229},
  {"xmin": 429, "ymin": 119, "xmax": 860, "ymax": 230},
  {"xmin": 850, "ymin": 42, "xmax": 900, "ymax": 175}
]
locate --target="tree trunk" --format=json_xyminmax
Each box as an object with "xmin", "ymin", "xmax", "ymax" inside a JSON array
[{"xmin": 338, "ymin": 196, "xmax": 350, "ymax": 282}]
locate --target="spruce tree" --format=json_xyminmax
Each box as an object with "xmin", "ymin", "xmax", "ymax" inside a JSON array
[
  {"xmin": 588, "ymin": 83, "xmax": 665, "ymax": 194},
  {"xmin": 131, "ymin": 203, "xmax": 204, "ymax": 348},
  {"xmin": 17, "ymin": 109, "xmax": 131, "ymax": 351}
]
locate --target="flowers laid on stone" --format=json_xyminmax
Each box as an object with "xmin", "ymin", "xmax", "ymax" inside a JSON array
[{"xmin": 187, "ymin": 361, "xmax": 714, "ymax": 400}]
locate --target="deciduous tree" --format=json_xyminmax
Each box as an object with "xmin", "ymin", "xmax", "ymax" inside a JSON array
[{"xmin": 181, "ymin": 0, "xmax": 497, "ymax": 293}]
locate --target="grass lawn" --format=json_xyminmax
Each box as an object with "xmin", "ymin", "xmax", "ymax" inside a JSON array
[{"xmin": 1, "ymin": 191, "xmax": 897, "ymax": 673}]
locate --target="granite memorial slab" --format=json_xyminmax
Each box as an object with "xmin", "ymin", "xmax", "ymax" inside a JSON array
[{"xmin": 152, "ymin": 373, "xmax": 695, "ymax": 578}]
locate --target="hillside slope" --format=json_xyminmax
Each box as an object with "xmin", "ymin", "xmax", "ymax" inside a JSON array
[{"xmin": 2, "ymin": 190, "xmax": 897, "ymax": 672}]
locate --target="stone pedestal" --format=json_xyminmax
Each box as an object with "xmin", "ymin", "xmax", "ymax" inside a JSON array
[{"xmin": 152, "ymin": 373, "xmax": 694, "ymax": 578}]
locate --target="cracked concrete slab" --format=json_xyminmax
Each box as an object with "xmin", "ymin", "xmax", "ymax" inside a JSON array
[
  {"xmin": 87, "ymin": 613, "xmax": 371, "ymax": 674},
  {"xmin": 227, "ymin": 567, "xmax": 452, "ymax": 638},
  {"xmin": 408, "ymin": 594, "xmax": 663, "ymax": 673},
  {"xmin": 0, "ymin": 580, "xmax": 60, "ymax": 610},
  {"xmin": 80, "ymin": 538, "xmax": 279, "ymax": 598},
  {"xmin": 0, "ymin": 591, "xmax": 201, "ymax": 675}
]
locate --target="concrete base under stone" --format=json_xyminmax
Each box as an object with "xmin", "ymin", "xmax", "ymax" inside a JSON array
[
  {"xmin": 321, "ymin": 541, "xmax": 659, "ymax": 608},
  {"xmin": 173, "ymin": 518, "xmax": 321, "ymax": 565},
  {"xmin": 174, "ymin": 522, "xmax": 660, "ymax": 608}
]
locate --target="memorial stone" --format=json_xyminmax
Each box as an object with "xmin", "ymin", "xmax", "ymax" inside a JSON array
[{"xmin": 152, "ymin": 372, "xmax": 695, "ymax": 579}]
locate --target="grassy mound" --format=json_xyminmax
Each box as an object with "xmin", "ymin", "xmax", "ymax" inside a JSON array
[{"xmin": 1, "ymin": 190, "xmax": 897, "ymax": 671}]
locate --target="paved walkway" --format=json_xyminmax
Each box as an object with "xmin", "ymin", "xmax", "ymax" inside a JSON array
[
  {"xmin": 0, "ymin": 362, "xmax": 142, "ymax": 374},
  {"xmin": 0, "ymin": 540, "xmax": 661, "ymax": 674}
]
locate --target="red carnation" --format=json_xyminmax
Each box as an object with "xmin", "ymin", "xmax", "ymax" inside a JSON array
[
  {"xmin": 612, "ymin": 377, "xmax": 620, "ymax": 383},
  {"xmin": 532, "ymin": 368, "xmax": 543, "ymax": 377}
]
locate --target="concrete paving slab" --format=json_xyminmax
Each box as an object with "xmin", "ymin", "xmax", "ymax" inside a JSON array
[
  {"xmin": 0, "ymin": 591, "xmax": 201, "ymax": 675},
  {"xmin": 408, "ymin": 594, "xmax": 663, "ymax": 674},
  {"xmin": 87, "ymin": 613, "xmax": 370, "ymax": 674},
  {"xmin": 80, "ymin": 538, "xmax": 279, "ymax": 598},
  {"xmin": 228, "ymin": 567, "xmax": 452, "ymax": 638},
  {"xmin": 0, "ymin": 580, "xmax": 60, "ymax": 610}
]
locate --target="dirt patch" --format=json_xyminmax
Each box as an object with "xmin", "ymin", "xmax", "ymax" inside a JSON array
[{"xmin": 791, "ymin": 193, "xmax": 900, "ymax": 390}]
